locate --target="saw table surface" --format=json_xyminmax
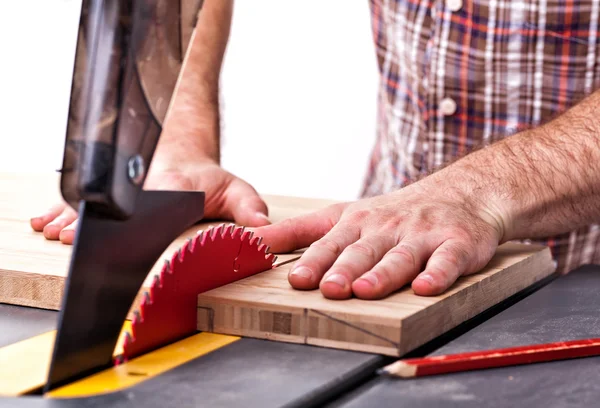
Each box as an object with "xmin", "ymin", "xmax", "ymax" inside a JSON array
[
  {"xmin": 3, "ymin": 265, "xmax": 599, "ymax": 407},
  {"xmin": 1, "ymin": 171, "xmax": 598, "ymax": 407}
]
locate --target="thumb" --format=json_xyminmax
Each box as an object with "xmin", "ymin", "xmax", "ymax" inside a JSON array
[
  {"xmin": 224, "ymin": 179, "xmax": 271, "ymax": 227},
  {"xmin": 252, "ymin": 203, "xmax": 346, "ymax": 253}
]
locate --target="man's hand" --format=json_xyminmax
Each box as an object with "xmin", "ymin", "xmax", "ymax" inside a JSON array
[
  {"xmin": 254, "ymin": 177, "xmax": 506, "ymax": 299},
  {"xmin": 30, "ymin": 160, "xmax": 270, "ymax": 245},
  {"xmin": 256, "ymin": 88, "xmax": 600, "ymax": 300}
]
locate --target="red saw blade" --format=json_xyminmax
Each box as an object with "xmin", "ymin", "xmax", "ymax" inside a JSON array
[{"xmin": 118, "ymin": 223, "xmax": 276, "ymax": 362}]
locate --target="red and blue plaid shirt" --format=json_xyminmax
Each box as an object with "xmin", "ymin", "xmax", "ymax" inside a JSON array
[{"xmin": 361, "ymin": 0, "xmax": 600, "ymax": 273}]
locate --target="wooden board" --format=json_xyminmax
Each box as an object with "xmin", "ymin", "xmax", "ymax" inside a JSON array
[
  {"xmin": 197, "ymin": 243, "xmax": 555, "ymax": 357},
  {"xmin": 0, "ymin": 172, "xmax": 337, "ymax": 317}
]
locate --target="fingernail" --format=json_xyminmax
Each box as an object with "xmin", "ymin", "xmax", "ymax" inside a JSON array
[
  {"xmin": 359, "ymin": 273, "xmax": 378, "ymax": 287},
  {"xmin": 290, "ymin": 266, "xmax": 313, "ymax": 280},
  {"xmin": 323, "ymin": 274, "xmax": 347, "ymax": 288},
  {"xmin": 256, "ymin": 212, "xmax": 270, "ymax": 221},
  {"xmin": 417, "ymin": 273, "xmax": 434, "ymax": 284}
]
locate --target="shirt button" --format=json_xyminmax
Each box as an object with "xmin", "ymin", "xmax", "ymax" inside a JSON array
[
  {"xmin": 439, "ymin": 97, "xmax": 457, "ymax": 116},
  {"xmin": 446, "ymin": 0, "xmax": 462, "ymax": 12}
]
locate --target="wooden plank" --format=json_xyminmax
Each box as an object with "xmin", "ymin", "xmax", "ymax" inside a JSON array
[
  {"xmin": 0, "ymin": 172, "xmax": 336, "ymax": 316},
  {"xmin": 197, "ymin": 243, "xmax": 556, "ymax": 357}
]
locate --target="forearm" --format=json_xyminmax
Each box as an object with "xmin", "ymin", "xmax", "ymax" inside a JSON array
[
  {"xmin": 156, "ymin": 0, "xmax": 233, "ymax": 166},
  {"xmin": 427, "ymin": 89, "xmax": 600, "ymax": 243}
]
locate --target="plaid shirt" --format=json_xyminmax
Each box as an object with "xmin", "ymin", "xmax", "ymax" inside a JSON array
[{"xmin": 361, "ymin": 0, "xmax": 600, "ymax": 273}]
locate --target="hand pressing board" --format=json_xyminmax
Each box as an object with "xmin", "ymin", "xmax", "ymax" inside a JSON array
[{"xmin": 197, "ymin": 243, "xmax": 555, "ymax": 356}]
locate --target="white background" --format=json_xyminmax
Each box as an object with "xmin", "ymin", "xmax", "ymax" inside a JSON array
[{"xmin": 0, "ymin": 1, "xmax": 378, "ymax": 201}]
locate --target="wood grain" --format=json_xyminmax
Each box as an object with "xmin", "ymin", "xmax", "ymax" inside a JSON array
[
  {"xmin": 0, "ymin": 172, "xmax": 336, "ymax": 316},
  {"xmin": 197, "ymin": 243, "xmax": 556, "ymax": 357}
]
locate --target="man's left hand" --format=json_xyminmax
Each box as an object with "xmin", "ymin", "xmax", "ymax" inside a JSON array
[{"xmin": 253, "ymin": 177, "xmax": 507, "ymax": 299}]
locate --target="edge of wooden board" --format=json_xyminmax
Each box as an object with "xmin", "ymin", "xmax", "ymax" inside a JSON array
[
  {"xmin": 0, "ymin": 268, "xmax": 148, "ymax": 321},
  {"xmin": 197, "ymin": 302, "xmax": 402, "ymax": 356},
  {"xmin": 196, "ymin": 243, "xmax": 556, "ymax": 357},
  {"xmin": 0, "ymin": 269, "xmax": 64, "ymax": 310}
]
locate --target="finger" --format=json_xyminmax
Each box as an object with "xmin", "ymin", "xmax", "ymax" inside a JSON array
[
  {"xmin": 253, "ymin": 203, "xmax": 347, "ymax": 253},
  {"xmin": 30, "ymin": 202, "xmax": 67, "ymax": 232},
  {"xmin": 42, "ymin": 206, "xmax": 78, "ymax": 240},
  {"xmin": 59, "ymin": 219, "xmax": 78, "ymax": 245},
  {"xmin": 287, "ymin": 222, "xmax": 359, "ymax": 291},
  {"xmin": 223, "ymin": 180, "xmax": 271, "ymax": 227},
  {"xmin": 411, "ymin": 240, "xmax": 471, "ymax": 296},
  {"xmin": 320, "ymin": 234, "xmax": 396, "ymax": 300},
  {"xmin": 227, "ymin": 180, "xmax": 271, "ymax": 227},
  {"xmin": 352, "ymin": 238, "xmax": 432, "ymax": 300}
]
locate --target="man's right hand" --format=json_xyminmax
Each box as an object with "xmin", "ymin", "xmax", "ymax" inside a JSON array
[{"xmin": 29, "ymin": 160, "xmax": 270, "ymax": 245}]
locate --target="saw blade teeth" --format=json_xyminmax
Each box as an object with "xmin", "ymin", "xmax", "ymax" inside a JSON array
[
  {"xmin": 162, "ymin": 259, "xmax": 171, "ymax": 274},
  {"xmin": 132, "ymin": 310, "xmax": 142, "ymax": 326},
  {"xmin": 201, "ymin": 229, "xmax": 212, "ymax": 245},
  {"xmin": 240, "ymin": 230, "xmax": 254, "ymax": 242},
  {"xmin": 114, "ymin": 354, "xmax": 125, "ymax": 366},
  {"xmin": 223, "ymin": 223, "xmax": 235, "ymax": 237},
  {"xmin": 207, "ymin": 225, "xmax": 218, "ymax": 242},
  {"xmin": 141, "ymin": 291, "xmax": 151, "ymax": 307},
  {"xmin": 212, "ymin": 224, "xmax": 225, "ymax": 240},
  {"xmin": 195, "ymin": 231, "xmax": 206, "ymax": 247},
  {"xmin": 249, "ymin": 236, "xmax": 262, "ymax": 247},
  {"xmin": 231, "ymin": 226, "xmax": 244, "ymax": 239},
  {"xmin": 151, "ymin": 275, "xmax": 161, "ymax": 295},
  {"xmin": 219, "ymin": 223, "xmax": 229, "ymax": 238},
  {"xmin": 180, "ymin": 239, "xmax": 190, "ymax": 255},
  {"xmin": 124, "ymin": 330, "xmax": 133, "ymax": 346},
  {"xmin": 257, "ymin": 243, "xmax": 268, "ymax": 253},
  {"xmin": 169, "ymin": 247, "xmax": 181, "ymax": 266},
  {"xmin": 269, "ymin": 254, "xmax": 277, "ymax": 264}
]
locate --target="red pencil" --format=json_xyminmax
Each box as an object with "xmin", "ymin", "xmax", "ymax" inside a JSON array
[{"xmin": 381, "ymin": 337, "xmax": 600, "ymax": 378}]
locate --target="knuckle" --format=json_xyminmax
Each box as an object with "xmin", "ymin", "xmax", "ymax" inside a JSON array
[
  {"xmin": 310, "ymin": 237, "xmax": 343, "ymax": 255},
  {"xmin": 449, "ymin": 227, "xmax": 474, "ymax": 243},
  {"xmin": 381, "ymin": 219, "xmax": 402, "ymax": 233},
  {"xmin": 345, "ymin": 209, "xmax": 370, "ymax": 223},
  {"xmin": 387, "ymin": 245, "xmax": 417, "ymax": 268},
  {"xmin": 373, "ymin": 263, "xmax": 396, "ymax": 282},
  {"xmin": 347, "ymin": 241, "xmax": 377, "ymax": 260},
  {"xmin": 440, "ymin": 243, "xmax": 470, "ymax": 267},
  {"xmin": 440, "ymin": 249, "xmax": 460, "ymax": 267},
  {"xmin": 451, "ymin": 244, "xmax": 471, "ymax": 266}
]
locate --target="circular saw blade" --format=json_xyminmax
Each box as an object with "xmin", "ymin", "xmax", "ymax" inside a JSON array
[{"xmin": 118, "ymin": 223, "xmax": 276, "ymax": 362}]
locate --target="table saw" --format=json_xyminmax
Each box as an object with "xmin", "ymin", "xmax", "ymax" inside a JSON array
[
  {"xmin": 1, "ymin": 173, "xmax": 599, "ymax": 407},
  {"xmin": 3, "ymin": 1, "xmax": 600, "ymax": 406}
]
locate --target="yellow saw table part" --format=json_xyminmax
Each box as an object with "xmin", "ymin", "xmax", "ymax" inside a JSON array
[{"xmin": 0, "ymin": 322, "xmax": 132, "ymax": 396}]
